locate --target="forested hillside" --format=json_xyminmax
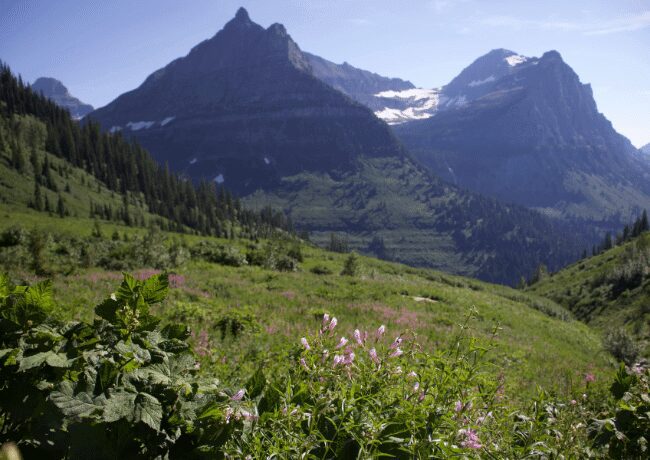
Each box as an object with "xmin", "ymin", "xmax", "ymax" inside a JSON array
[{"xmin": 0, "ymin": 64, "xmax": 290, "ymax": 239}]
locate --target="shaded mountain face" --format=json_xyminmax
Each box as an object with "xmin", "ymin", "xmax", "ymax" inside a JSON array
[
  {"xmin": 88, "ymin": 9, "xmax": 588, "ymax": 284},
  {"xmin": 89, "ymin": 8, "xmax": 402, "ymax": 195},
  {"xmin": 31, "ymin": 77, "xmax": 94, "ymax": 119},
  {"xmin": 393, "ymin": 50, "xmax": 650, "ymax": 229},
  {"xmin": 304, "ymin": 53, "xmax": 414, "ymax": 111},
  {"xmin": 641, "ymin": 143, "xmax": 650, "ymax": 155}
]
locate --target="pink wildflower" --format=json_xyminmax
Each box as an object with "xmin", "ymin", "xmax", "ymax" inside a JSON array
[
  {"xmin": 459, "ymin": 429, "xmax": 482, "ymax": 449},
  {"xmin": 389, "ymin": 347, "xmax": 403, "ymax": 358},
  {"xmin": 476, "ymin": 412, "xmax": 492, "ymax": 425},
  {"xmin": 413, "ymin": 382, "xmax": 420, "ymax": 392},
  {"xmin": 231, "ymin": 389, "xmax": 245, "ymax": 401},
  {"xmin": 368, "ymin": 348, "xmax": 380, "ymax": 364},
  {"xmin": 455, "ymin": 401, "xmax": 463, "ymax": 413},
  {"xmin": 418, "ymin": 391, "xmax": 426, "ymax": 402},
  {"xmin": 322, "ymin": 313, "xmax": 330, "ymax": 326},
  {"xmin": 335, "ymin": 337, "xmax": 349, "ymax": 349},
  {"xmin": 571, "ymin": 399, "xmax": 577, "ymax": 405},
  {"xmin": 333, "ymin": 355, "xmax": 344, "ymax": 366},
  {"xmin": 585, "ymin": 373, "xmax": 596, "ymax": 383},
  {"xmin": 376, "ymin": 325, "xmax": 386, "ymax": 339},
  {"xmin": 224, "ymin": 407, "xmax": 234, "ymax": 423},
  {"xmin": 390, "ymin": 336, "xmax": 403, "ymax": 349},
  {"xmin": 300, "ymin": 357, "xmax": 309, "ymax": 370},
  {"xmin": 407, "ymin": 371, "xmax": 418, "ymax": 379},
  {"xmin": 328, "ymin": 317, "xmax": 338, "ymax": 332},
  {"xmin": 353, "ymin": 329, "xmax": 364, "ymax": 346},
  {"xmin": 300, "ymin": 337, "xmax": 310, "ymax": 350},
  {"xmin": 240, "ymin": 410, "xmax": 259, "ymax": 422},
  {"xmin": 344, "ymin": 351, "xmax": 355, "ymax": 365}
]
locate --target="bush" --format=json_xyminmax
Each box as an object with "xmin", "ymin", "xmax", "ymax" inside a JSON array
[
  {"xmin": 340, "ymin": 252, "xmax": 359, "ymax": 276},
  {"xmin": 604, "ymin": 328, "xmax": 640, "ymax": 365},
  {"xmin": 310, "ymin": 265, "xmax": 332, "ymax": 275}
]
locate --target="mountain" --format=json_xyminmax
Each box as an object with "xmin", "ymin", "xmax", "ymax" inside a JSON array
[
  {"xmin": 641, "ymin": 143, "xmax": 650, "ymax": 155},
  {"xmin": 304, "ymin": 52, "xmax": 415, "ymax": 111},
  {"xmin": 31, "ymin": 77, "xmax": 94, "ymax": 119},
  {"xmin": 87, "ymin": 8, "xmax": 588, "ymax": 284},
  {"xmin": 392, "ymin": 49, "xmax": 650, "ymax": 230}
]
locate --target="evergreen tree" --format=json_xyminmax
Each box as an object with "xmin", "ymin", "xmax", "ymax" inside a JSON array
[
  {"xmin": 56, "ymin": 193, "xmax": 66, "ymax": 217},
  {"xmin": 341, "ymin": 252, "xmax": 359, "ymax": 276},
  {"xmin": 32, "ymin": 181, "xmax": 43, "ymax": 211},
  {"xmin": 10, "ymin": 142, "xmax": 25, "ymax": 173}
]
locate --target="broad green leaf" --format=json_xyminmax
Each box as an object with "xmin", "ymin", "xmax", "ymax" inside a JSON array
[
  {"xmin": 134, "ymin": 392, "xmax": 163, "ymax": 431},
  {"xmin": 102, "ymin": 390, "xmax": 137, "ymax": 423},
  {"xmin": 142, "ymin": 273, "xmax": 169, "ymax": 305},
  {"xmin": 161, "ymin": 323, "xmax": 190, "ymax": 340},
  {"xmin": 94, "ymin": 297, "xmax": 121, "ymax": 323},
  {"xmin": 117, "ymin": 273, "xmax": 138, "ymax": 303},
  {"xmin": 51, "ymin": 381, "xmax": 102, "ymax": 420}
]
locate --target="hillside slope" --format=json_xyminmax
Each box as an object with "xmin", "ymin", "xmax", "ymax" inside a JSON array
[{"xmin": 528, "ymin": 232, "xmax": 650, "ymax": 358}]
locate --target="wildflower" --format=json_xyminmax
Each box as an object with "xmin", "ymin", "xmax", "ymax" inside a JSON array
[
  {"xmin": 353, "ymin": 329, "xmax": 364, "ymax": 346},
  {"xmin": 407, "ymin": 371, "xmax": 417, "ymax": 379},
  {"xmin": 455, "ymin": 401, "xmax": 463, "ymax": 413},
  {"xmin": 194, "ymin": 362, "xmax": 201, "ymax": 370},
  {"xmin": 582, "ymin": 393, "xmax": 587, "ymax": 400},
  {"xmin": 300, "ymin": 357, "xmax": 309, "ymax": 370},
  {"xmin": 333, "ymin": 355, "xmax": 344, "ymax": 366},
  {"xmin": 418, "ymin": 391, "xmax": 426, "ymax": 402},
  {"xmin": 300, "ymin": 337, "xmax": 310, "ymax": 350},
  {"xmin": 240, "ymin": 410, "xmax": 259, "ymax": 422},
  {"xmin": 376, "ymin": 324, "xmax": 386, "ymax": 339},
  {"xmin": 368, "ymin": 348, "xmax": 380, "ymax": 364},
  {"xmin": 413, "ymin": 382, "xmax": 420, "ymax": 392},
  {"xmin": 476, "ymin": 412, "xmax": 492, "ymax": 425},
  {"xmin": 224, "ymin": 407, "xmax": 234, "ymax": 423},
  {"xmin": 231, "ymin": 389, "xmax": 245, "ymax": 401},
  {"xmin": 335, "ymin": 336, "xmax": 349, "ymax": 349},
  {"xmin": 459, "ymin": 429, "xmax": 482, "ymax": 449},
  {"xmin": 570, "ymin": 399, "xmax": 577, "ymax": 405},
  {"xmin": 322, "ymin": 349, "xmax": 329, "ymax": 362},
  {"xmin": 394, "ymin": 366, "xmax": 403, "ymax": 374},
  {"xmin": 344, "ymin": 351, "xmax": 355, "ymax": 365},
  {"xmin": 389, "ymin": 347, "xmax": 403, "ymax": 358},
  {"xmin": 584, "ymin": 373, "xmax": 596, "ymax": 383},
  {"xmin": 322, "ymin": 313, "xmax": 330, "ymax": 327},
  {"xmin": 328, "ymin": 317, "xmax": 338, "ymax": 332},
  {"xmin": 390, "ymin": 336, "xmax": 403, "ymax": 349}
]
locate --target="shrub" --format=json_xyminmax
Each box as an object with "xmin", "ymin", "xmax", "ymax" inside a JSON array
[
  {"xmin": 310, "ymin": 265, "xmax": 332, "ymax": 275},
  {"xmin": 340, "ymin": 252, "xmax": 359, "ymax": 276},
  {"xmin": 604, "ymin": 328, "xmax": 640, "ymax": 365}
]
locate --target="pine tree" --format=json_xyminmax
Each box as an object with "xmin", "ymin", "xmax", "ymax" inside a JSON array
[
  {"xmin": 32, "ymin": 182, "xmax": 43, "ymax": 211},
  {"xmin": 56, "ymin": 193, "xmax": 66, "ymax": 217},
  {"xmin": 10, "ymin": 142, "xmax": 25, "ymax": 173},
  {"xmin": 341, "ymin": 252, "xmax": 359, "ymax": 276}
]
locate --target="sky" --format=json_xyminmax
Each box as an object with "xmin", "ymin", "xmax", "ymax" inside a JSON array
[{"xmin": 1, "ymin": 0, "xmax": 649, "ymax": 147}]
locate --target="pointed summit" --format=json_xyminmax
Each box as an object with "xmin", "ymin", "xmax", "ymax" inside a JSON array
[
  {"xmin": 32, "ymin": 77, "xmax": 93, "ymax": 119},
  {"xmin": 235, "ymin": 6, "xmax": 250, "ymax": 22}
]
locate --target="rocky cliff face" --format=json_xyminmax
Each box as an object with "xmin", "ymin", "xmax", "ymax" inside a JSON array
[
  {"xmin": 89, "ymin": 8, "xmax": 403, "ymax": 195},
  {"xmin": 31, "ymin": 77, "xmax": 93, "ymax": 119},
  {"xmin": 394, "ymin": 50, "xmax": 650, "ymax": 228}
]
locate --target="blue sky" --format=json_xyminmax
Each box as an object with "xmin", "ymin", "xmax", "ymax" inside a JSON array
[{"xmin": 1, "ymin": 0, "xmax": 649, "ymax": 146}]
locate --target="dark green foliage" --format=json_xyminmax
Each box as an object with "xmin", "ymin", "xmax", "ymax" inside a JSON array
[
  {"xmin": 0, "ymin": 273, "xmax": 236, "ymax": 458},
  {"xmin": 310, "ymin": 265, "xmax": 332, "ymax": 275},
  {"xmin": 327, "ymin": 232, "xmax": 349, "ymax": 253},
  {"xmin": 604, "ymin": 329, "xmax": 640, "ymax": 365},
  {"xmin": 340, "ymin": 252, "xmax": 359, "ymax": 276},
  {"xmin": 590, "ymin": 365, "xmax": 650, "ymax": 459}
]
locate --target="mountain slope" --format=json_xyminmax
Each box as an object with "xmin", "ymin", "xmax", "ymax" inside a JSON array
[
  {"xmin": 641, "ymin": 143, "xmax": 650, "ymax": 155},
  {"xmin": 393, "ymin": 50, "xmax": 650, "ymax": 230},
  {"xmin": 528, "ymin": 230, "xmax": 650, "ymax": 358},
  {"xmin": 304, "ymin": 52, "xmax": 414, "ymax": 111},
  {"xmin": 87, "ymin": 9, "xmax": 588, "ymax": 284},
  {"xmin": 31, "ymin": 77, "xmax": 94, "ymax": 119}
]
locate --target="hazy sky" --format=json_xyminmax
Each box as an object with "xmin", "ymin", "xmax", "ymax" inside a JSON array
[{"xmin": 1, "ymin": 0, "xmax": 649, "ymax": 146}]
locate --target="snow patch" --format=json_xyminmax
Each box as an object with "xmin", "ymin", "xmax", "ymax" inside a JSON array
[
  {"xmin": 160, "ymin": 116, "xmax": 175, "ymax": 126},
  {"xmin": 505, "ymin": 55, "xmax": 528, "ymax": 67},
  {"xmin": 189, "ymin": 158, "xmax": 198, "ymax": 165},
  {"xmin": 264, "ymin": 157, "xmax": 270, "ymax": 165},
  {"xmin": 374, "ymin": 87, "xmax": 441, "ymax": 124},
  {"xmin": 109, "ymin": 126, "xmax": 122, "ymax": 133},
  {"xmin": 214, "ymin": 174, "xmax": 224, "ymax": 184},
  {"xmin": 126, "ymin": 121, "xmax": 155, "ymax": 131},
  {"xmin": 468, "ymin": 75, "xmax": 496, "ymax": 87},
  {"xmin": 376, "ymin": 88, "xmax": 439, "ymax": 101}
]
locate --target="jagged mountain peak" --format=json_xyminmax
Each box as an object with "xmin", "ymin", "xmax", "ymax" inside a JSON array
[
  {"xmin": 235, "ymin": 6, "xmax": 250, "ymax": 21},
  {"xmin": 31, "ymin": 77, "xmax": 93, "ymax": 119}
]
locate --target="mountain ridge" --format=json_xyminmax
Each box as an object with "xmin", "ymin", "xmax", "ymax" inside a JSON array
[{"xmin": 31, "ymin": 77, "xmax": 94, "ymax": 119}]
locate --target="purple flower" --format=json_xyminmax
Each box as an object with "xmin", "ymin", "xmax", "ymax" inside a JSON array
[
  {"xmin": 322, "ymin": 313, "xmax": 330, "ymax": 326},
  {"xmin": 584, "ymin": 373, "xmax": 596, "ymax": 383},
  {"xmin": 376, "ymin": 325, "xmax": 386, "ymax": 338},
  {"xmin": 455, "ymin": 401, "xmax": 463, "ymax": 413},
  {"xmin": 389, "ymin": 347, "xmax": 403, "ymax": 358},
  {"xmin": 353, "ymin": 329, "xmax": 364, "ymax": 346},
  {"xmin": 369, "ymin": 348, "xmax": 380, "ymax": 364},
  {"xmin": 459, "ymin": 429, "xmax": 482, "ymax": 449},
  {"xmin": 333, "ymin": 354, "xmax": 344, "ymax": 366},
  {"xmin": 407, "ymin": 371, "xmax": 417, "ymax": 379},
  {"xmin": 300, "ymin": 357, "xmax": 309, "ymax": 370},
  {"xmin": 231, "ymin": 389, "xmax": 245, "ymax": 401},
  {"xmin": 300, "ymin": 337, "xmax": 310, "ymax": 350},
  {"xmin": 570, "ymin": 399, "xmax": 577, "ymax": 405},
  {"xmin": 335, "ymin": 337, "xmax": 349, "ymax": 349},
  {"xmin": 418, "ymin": 391, "xmax": 426, "ymax": 402},
  {"xmin": 413, "ymin": 382, "xmax": 420, "ymax": 392},
  {"xmin": 328, "ymin": 317, "xmax": 338, "ymax": 332},
  {"xmin": 390, "ymin": 336, "xmax": 403, "ymax": 349},
  {"xmin": 344, "ymin": 351, "xmax": 355, "ymax": 365}
]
